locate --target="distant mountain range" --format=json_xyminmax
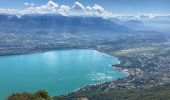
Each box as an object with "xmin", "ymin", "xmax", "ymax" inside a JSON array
[
  {"xmin": 0, "ymin": 14, "xmax": 130, "ymax": 34},
  {"xmin": 109, "ymin": 18, "xmax": 147, "ymax": 31}
]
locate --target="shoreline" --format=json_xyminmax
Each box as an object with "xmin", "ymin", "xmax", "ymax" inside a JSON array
[
  {"xmin": 113, "ymin": 66, "xmax": 130, "ymax": 76},
  {"xmin": 0, "ymin": 49, "xmax": 92, "ymax": 57},
  {"xmin": 0, "ymin": 49, "xmax": 131, "ymax": 97}
]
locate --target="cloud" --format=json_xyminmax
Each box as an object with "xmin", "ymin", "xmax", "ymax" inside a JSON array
[
  {"xmin": 24, "ymin": 2, "xmax": 29, "ymax": 6},
  {"xmin": 24, "ymin": 2, "xmax": 35, "ymax": 6},
  {"xmin": 72, "ymin": 2, "xmax": 85, "ymax": 10},
  {"xmin": 47, "ymin": 0, "xmax": 58, "ymax": 8},
  {"xmin": 92, "ymin": 4, "xmax": 105, "ymax": 14},
  {"xmin": 58, "ymin": 5, "xmax": 71, "ymax": 16},
  {"xmin": 23, "ymin": 1, "xmax": 59, "ymax": 14},
  {"xmin": 86, "ymin": 6, "xmax": 92, "ymax": 11},
  {"xmin": 60, "ymin": 5, "xmax": 70, "ymax": 12},
  {"xmin": 0, "ymin": 1, "xmax": 170, "ymax": 19}
]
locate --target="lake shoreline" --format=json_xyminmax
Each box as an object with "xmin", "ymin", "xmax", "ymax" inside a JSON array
[{"xmin": 0, "ymin": 49, "xmax": 127, "ymax": 99}]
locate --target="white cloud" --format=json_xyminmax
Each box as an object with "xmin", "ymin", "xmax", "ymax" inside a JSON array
[
  {"xmin": 22, "ymin": 1, "xmax": 59, "ymax": 14},
  {"xmin": 0, "ymin": 1, "xmax": 58, "ymax": 15},
  {"xmin": 0, "ymin": 1, "xmax": 170, "ymax": 19},
  {"xmin": 143, "ymin": 14, "xmax": 160, "ymax": 19},
  {"xmin": 92, "ymin": 4, "xmax": 105, "ymax": 14},
  {"xmin": 60, "ymin": 5, "xmax": 70, "ymax": 12},
  {"xmin": 24, "ymin": 2, "xmax": 35, "ymax": 6},
  {"xmin": 58, "ymin": 5, "xmax": 71, "ymax": 16},
  {"xmin": 47, "ymin": 0, "xmax": 58, "ymax": 8},
  {"xmin": 72, "ymin": 2, "xmax": 85, "ymax": 10},
  {"xmin": 86, "ymin": 6, "xmax": 92, "ymax": 11},
  {"xmin": 24, "ymin": 2, "xmax": 29, "ymax": 6},
  {"xmin": 30, "ymin": 3, "xmax": 35, "ymax": 6}
]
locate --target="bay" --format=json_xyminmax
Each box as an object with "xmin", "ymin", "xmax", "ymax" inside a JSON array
[{"xmin": 0, "ymin": 50, "xmax": 125, "ymax": 99}]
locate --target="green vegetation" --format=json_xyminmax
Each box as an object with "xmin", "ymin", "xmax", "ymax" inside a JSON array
[
  {"xmin": 54, "ymin": 84, "xmax": 170, "ymax": 100},
  {"xmin": 7, "ymin": 90, "xmax": 51, "ymax": 100},
  {"xmin": 7, "ymin": 84, "xmax": 170, "ymax": 100},
  {"xmin": 1, "ymin": 18, "xmax": 170, "ymax": 100}
]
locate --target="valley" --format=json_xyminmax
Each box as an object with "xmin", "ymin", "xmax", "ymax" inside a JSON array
[{"xmin": 0, "ymin": 15, "xmax": 170, "ymax": 100}]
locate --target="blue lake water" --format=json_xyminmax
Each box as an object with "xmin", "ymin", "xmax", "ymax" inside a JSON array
[{"xmin": 0, "ymin": 50, "xmax": 125, "ymax": 99}]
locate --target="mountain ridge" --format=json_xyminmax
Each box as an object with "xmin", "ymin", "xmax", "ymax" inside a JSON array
[{"xmin": 0, "ymin": 14, "xmax": 130, "ymax": 34}]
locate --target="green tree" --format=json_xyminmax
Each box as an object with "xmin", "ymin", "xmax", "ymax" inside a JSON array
[{"xmin": 7, "ymin": 90, "xmax": 51, "ymax": 100}]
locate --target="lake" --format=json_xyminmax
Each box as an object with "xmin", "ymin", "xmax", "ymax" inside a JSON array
[{"xmin": 0, "ymin": 50, "xmax": 125, "ymax": 99}]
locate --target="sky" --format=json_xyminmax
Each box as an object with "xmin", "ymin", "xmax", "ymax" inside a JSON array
[
  {"xmin": 0, "ymin": 0, "xmax": 170, "ymax": 18},
  {"xmin": 0, "ymin": 0, "xmax": 170, "ymax": 14}
]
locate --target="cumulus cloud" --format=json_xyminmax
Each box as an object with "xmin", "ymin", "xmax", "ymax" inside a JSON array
[
  {"xmin": 92, "ymin": 4, "xmax": 105, "ymax": 14},
  {"xmin": 86, "ymin": 6, "xmax": 92, "ymax": 11},
  {"xmin": 72, "ymin": 2, "xmax": 85, "ymax": 10},
  {"xmin": 58, "ymin": 5, "xmax": 71, "ymax": 16},
  {"xmin": 47, "ymin": 0, "xmax": 58, "ymax": 8},
  {"xmin": 23, "ymin": 1, "xmax": 59, "ymax": 14},
  {"xmin": 0, "ymin": 1, "xmax": 170, "ymax": 19},
  {"xmin": 60, "ymin": 5, "xmax": 70, "ymax": 12}
]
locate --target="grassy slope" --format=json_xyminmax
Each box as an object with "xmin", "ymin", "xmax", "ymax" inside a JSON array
[{"xmin": 56, "ymin": 84, "xmax": 170, "ymax": 100}]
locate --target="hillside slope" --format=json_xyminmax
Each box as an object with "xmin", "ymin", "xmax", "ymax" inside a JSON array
[
  {"xmin": 54, "ymin": 84, "xmax": 170, "ymax": 100},
  {"xmin": 0, "ymin": 14, "xmax": 129, "ymax": 34}
]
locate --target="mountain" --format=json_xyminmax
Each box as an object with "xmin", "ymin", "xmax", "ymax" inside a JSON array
[
  {"xmin": 123, "ymin": 20, "xmax": 144, "ymax": 29},
  {"xmin": 138, "ymin": 16, "xmax": 170, "ymax": 33},
  {"xmin": 109, "ymin": 18, "xmax": 146, "ymax": 30},
  {"xmin": 0, "ymin": 14, "xmax": 129, "ymax": 34}
]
